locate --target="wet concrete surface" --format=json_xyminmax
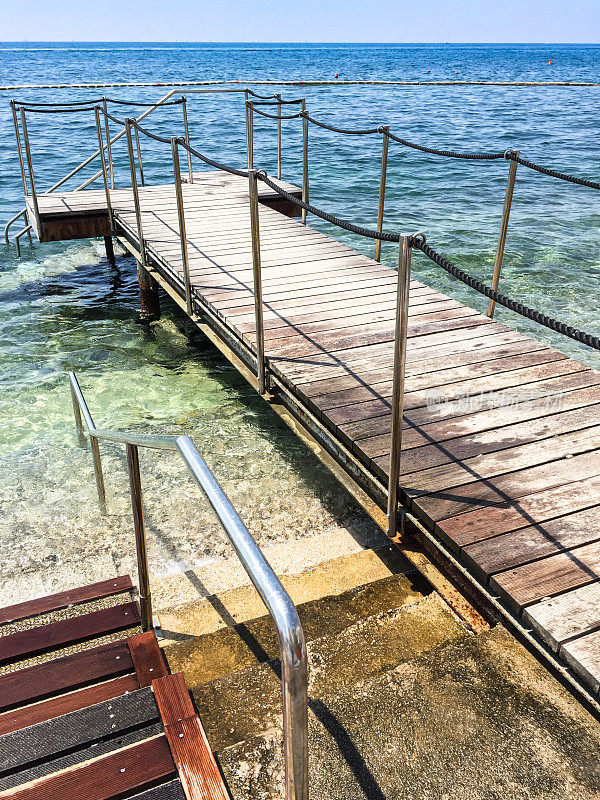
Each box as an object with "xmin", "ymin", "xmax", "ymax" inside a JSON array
[{"xmin": 218, "ymin": 625, "xmax": 600, "ymax": 799}]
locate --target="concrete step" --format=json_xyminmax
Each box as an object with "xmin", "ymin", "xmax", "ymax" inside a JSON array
[
  {"xmin": 161, "ymin": 546, "xmax": 428, "ymax": 688},
  {"xmin": 218, "ymin": 625, "xmax": 600, "ymax": 800},
  {"xmin": 189, "ymin": 593, "xmax": 466, "ymax": 751},
  {"xmin": 159, "ymin": 544, "xmax": 412, "ymax": 641}
]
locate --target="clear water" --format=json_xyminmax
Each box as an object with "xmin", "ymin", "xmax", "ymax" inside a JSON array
[{"xmin": 1, "ymin": 43, "xmax": 599, "ymax": 603}]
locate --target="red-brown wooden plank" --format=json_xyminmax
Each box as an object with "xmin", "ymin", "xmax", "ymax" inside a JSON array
[
  {"xmin": 0, "ymin": 576, "xmax": 133, "ymax": 626},
  {"xmin": 0, "ymin": 640, "xmax": 133, "ymax": 712},
  {"xmin": 128, "ymin": 631, "xmax": 169, "ymax": 687},
  {"xmin": 153, "ymin": 673, "xmax": 195, "ymax": 726},
  {"xmin": 0, "ymin": 673, "xmax": 140, "ymax": 736},
  {"xmin": 1, "ymin": 734, "xmax": 175, "ymax": 800},
  {"xmin": 0, "ymin": 602, "xmax": 140, "ymax": 666},
  {"xmin": 165, "ymin": 717, "xmax": 230, "ymax": 800}
]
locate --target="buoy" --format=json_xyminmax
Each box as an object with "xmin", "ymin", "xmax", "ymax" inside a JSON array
[
  {"xmin": 548, "ymin": 60, "xmax": 552, "ymax": 64},
  {"xmin": 426, "ymin": 69, "xmax": 430, "ymax": 73},
  {"xmin": 334, "ymin": 73, "xmax": 339, "ymax": 78}
]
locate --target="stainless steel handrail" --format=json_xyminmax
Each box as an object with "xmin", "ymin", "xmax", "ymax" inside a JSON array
[{"xmin": 68, "ymin": 370, "xmax": 309, "ymax": 800}]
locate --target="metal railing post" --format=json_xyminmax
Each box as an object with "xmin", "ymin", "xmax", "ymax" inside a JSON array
[
  {"xmin": 301, "ymin": 100, "xmax": 308, "ymax": 225},
  {"xmin": 70, "ymin": 377, "xmax": 106, "ymax": 514},
  {"xmin": 375, "ymin": 126, "xmax": 389, "ymax": 262},
  {"xmin": 276, "ymin": 93, "xmax": 282, "ymax": 179},
  {"xmin": 488, "ymin": 150, "xmax": 519, "ymax": 318},
  {"xmin": 19, "ymin": 107, "xmax": 41, "ymax": 237},
  {"xmin": 181, "ymin": 96, "xmax": 194, "ymax": 183},
  {"xmin": 101, "ymin": 98, "xmax": 114, "ymax": 189},
  {"xmin": 386, "ymin": 234, "xmax": 412, "ymax": 539},
  {"xmin": 124, "ymin": 119, "xmax": 146, "ymax": 265},
  {"xmin": 10, "ymin": 101, "xmax": 28, "ymax": 197},
  {"xmin": 126, "ymin": 443, "xmax": 153, "ymax": 632},
  {"xmin": 246, "ymin": 100, "xmax": 254, "ymax": 170},
  {"xmin": 248, "ymin": 169, "xmax": 267, "ymax": 395},
  {"xmin": 134, "ymin": 126, "xmax": 145, "ymax": 187},
  {"xmin": 94, "ymin": 106, "xmax": 114, "ymax": 234},
  {"xmin": 172, "ymin": 137, "xmax": 193, "ymax": 315}
]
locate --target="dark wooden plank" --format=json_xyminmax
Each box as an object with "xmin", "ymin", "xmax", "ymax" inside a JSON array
[
  {"xmin": 164, "ymin": 716, "xmax": 230, "ymax": 800},
  {"xmin": 0, "ymin": 576, "xmax": 133, "ymax": 627},
  {"xmin": 0, "ymin": 639, "xmax": 133, "ymax": 713},
  {"xmin": 490, "ymin": 540, "xmax": 600, "ymax": 612},
  {"xmin": 152, "ymin": 673, "xmax": 195, "ymax": 726},
  {"xmin": 128, "ymin": 631, "xmax": 169, "ymax": 687},
  {"xmin": 0, "ymin": 602, "xmax": 140, "ymax": 666},
  {"xmin": 437, "ymin": 473, "xmax": 600, "ymax": 550},
  {"xmin": 0, "ymin": 674, "xmax": 140, "ymax": 736},
  {"xmin": 129, "ymin": 780, "xmax": 187, "ymax": 800},
  {"xmin": 0, "ymin": 724, "xmax": 164, "ymax": 793},
  {"xmin": 2, "ymin": 734, "xmax": 175, "ymax": 800},
  {"xmin": 0, "ymin": 687, "xmax": 159, "ymax": 774},
  {"xmin": 462, "ymin": 506, "xmax": 600, "ymax": 582}
]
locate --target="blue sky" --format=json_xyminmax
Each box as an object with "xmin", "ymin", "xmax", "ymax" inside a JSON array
[{"xmin": 2, "ymin": 0, "xmax": 599, "ymax": 43}]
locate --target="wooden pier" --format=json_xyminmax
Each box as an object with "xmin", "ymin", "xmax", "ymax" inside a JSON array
[{"xmin": 20, "ymin": 169, "xmax": 600, "ymax": 702}]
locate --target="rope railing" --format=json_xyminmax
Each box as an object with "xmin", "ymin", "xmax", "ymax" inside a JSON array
[{"xmin": 12, "ymin": 96, "xmax": 186, "ymax": 109}]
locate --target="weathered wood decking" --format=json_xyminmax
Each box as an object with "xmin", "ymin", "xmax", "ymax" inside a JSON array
[{"xmin": 28, "ymin": 171, "xmax": 600, "ymax": 697}]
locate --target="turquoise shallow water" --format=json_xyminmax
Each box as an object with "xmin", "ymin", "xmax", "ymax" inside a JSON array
[{"xmin": 0, "ymin": 43, "xmax": 599, "ymax": 601}]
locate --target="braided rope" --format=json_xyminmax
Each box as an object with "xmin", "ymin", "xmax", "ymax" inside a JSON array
[
  {"xmin": 413, "ymin": 239, "xmax": 600, "ymax": 351},
  {"xmin": 301, "ymin": 112, "xmax": 382, "ymax": 136},
  {"xmin": 388, "ymin": 130, "xmax": 506, "ymax": 160},
  {"xmin": 18, "ymin": 105, "xmax": 99, "ymax": 114},
  {"xmin": 131, "ymin": 119, "xmax": 173, "ymax": 145},
  {"xmin": 251, "ymin": 98, "xmax": 305, "ymax": 106},
  {"xmin": 104, "ymin": 97, "xmax": 185, "ymax": 107},
  {"xmin": 510, "ymin": 153, "xmax": 600, "ymax": 191},
  {"xmin": 252, "ymin": 106, "xmax": 304, "ymax": 120},
  {"xmin": 177, "ymin": 137, "xmax": 249, "ymax": 178},
  {"xmin": 104, "ymin": 110, "xmax": 127, "ymax": 126}
]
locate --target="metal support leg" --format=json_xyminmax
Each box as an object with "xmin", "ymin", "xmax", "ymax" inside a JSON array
[
  {"xmin": 375, "ymin": 127, "xmax": 389, "ymax": 262},
  {"xmin": 277, "ymin": 93, "xmax": 282, "ymax": 180},
  {"xmin": 126, "ymin": 443, "xmax": 153, "ymax": 632},
  {"xmin": 70, "ymin": 382, "xmax": 86, "ymax": 444},
  {"xmin": 301, "ymin": 100, "xmax": 308, "ymax": 225},
  {"xmin": 488, "ymin": 151, "xmax": 519, "ymax": 318},
  {"xmin": 172, "ymin": 137, "xmax": 193, "ymax": 315},
  {"xmin": 19, "ymin": 108, "xmax": 41, "ymax": 237},
  {"xmin": 182, "ymin": 97, "xmax": 194, "ymax": 183},
  {"xmin": 104, "ymin": 236, "xmax": 115, "ymax": 266},
  {"xmin": 102, "ymin": 98, "xmax": 114, "ymax": 189},
  {"xmin": 246, "ymin": 99, "xmax": 254, "ymax": 170},
  {"xmin": 248, "ymin": 170, "xmax": 267, "ymax": 395},
  {"xmin": 137, "ymin": 262, "xmax": 161, "ymax": 322},
  {"xmin": 90, "ymin": 436, "xmax": 107, "ymax": 515},
  {"xmin": 386, "ymin": 235, "xmax": 412, "ymax": 539},
  {"xmin": 94, "ymin": 106, "xmax": 114, "ymax": 234}
]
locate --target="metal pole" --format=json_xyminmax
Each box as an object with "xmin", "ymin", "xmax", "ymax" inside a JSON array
[
  {"xmin": 10, "ymin": 101, "xmax": 28, "ymax": 197},
  {"xmin": 19, "ymin": 107, "xmax": 41, "ymax": 237},
  {"xmin": 181, "ymin": 97, "xmax": 194, "ymax": 183},
  {"xmin": 172, "ymin": 137, "xmax": 193, "ymax": 315},
  {"xmin": 124, "ymin": 119, "xmax": 146, "ymax": 266},
  {"xmin": 248, "ymin": 170, "xmax": 267, "ymax": 395},
  {"xmin": 375, "ymin": 126, "xmax": 389, "ymax": 262},
  {"xmin": 301, "ymin": 100, "xmax": 308, "ymax": 225},
  {"xmin": 70, "ymin": 382, "xmax": 85, "ymax": 444},
  {"xmin": 134, "ymin": 126, "xmax": 145, "ymax": 187},
  {"xmin": 90, "ymin": 437, "xmax": 107, "ymax": 515},
  {"xmin": 276, "ymin": 92, "xmax": 282, "ymax": 180},
  {"xmin": 102, "ymin": 98, "xmax": 114, "ymax": 189},
  {"xmin": 488, "ymin": 150, "xmax": 519, "ymax": 318},
  {"xmin": 246, "ymin": 100, "xmax": 254, "ymax": 170},
  {"xmin": 386, "ymin": 235, "xmax": 412, "ymax": 539},
  {"xmin": 126, "ymin": 443, "xmax": 153, "ymax": 632},
  {"xmin": 94, "ymin": 106, "xmax": 114, "ymax": 234}
]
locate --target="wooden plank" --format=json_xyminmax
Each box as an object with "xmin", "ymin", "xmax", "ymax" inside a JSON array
[
  {"xmin": 462, "ymin": 506, "xmax": 600, "ymax": 583},
  {"xmin": 0, "ymin": 576, "xmax": 133, "ymax": 626},
  {"xmin": 152, "ymin": 673, "xmax": 195, "ymax": 726},
  {"xmin": 437, "ymin": 473, "xmax": 600, "ymax": 550},
  {"xmin": 560, "ymin": 630, "xmax": 600, "ymax": 693},
  {"xmin": 0, "ymin": 640, "xmax": 133, "ymax": 712},
  {"xmin": 164, "ymin": 717, "xmax": 230, "ymax": 800},
  {"xmin": 0, "ymin": 687, "xmax": 159, "ymax": 774},
  {"xmin": 0, "ymin": 674, "xmax": 140, "ymax": 736},
  {"xmin": 0, "ymin": 602, "xmax": 140, "ymax": 666},
  {"xmin": 523, "ymin": 581, "xmax": 600, "ymax": 651},
  {"xmin": 128, "ymin": 631, "xmax": 169, "ymax": 687},
  {"xmin": 489, "ymin": 539, "xmax": 600, "ymax": 612},
  {"xmin": 0, "ymin": 735, "xmax": 175, "ymax": 800}
]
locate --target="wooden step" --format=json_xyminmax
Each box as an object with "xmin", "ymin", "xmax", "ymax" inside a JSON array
[{"xmin": 0, "ymin": 576, "xmax": 133, "ymax": 626}]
